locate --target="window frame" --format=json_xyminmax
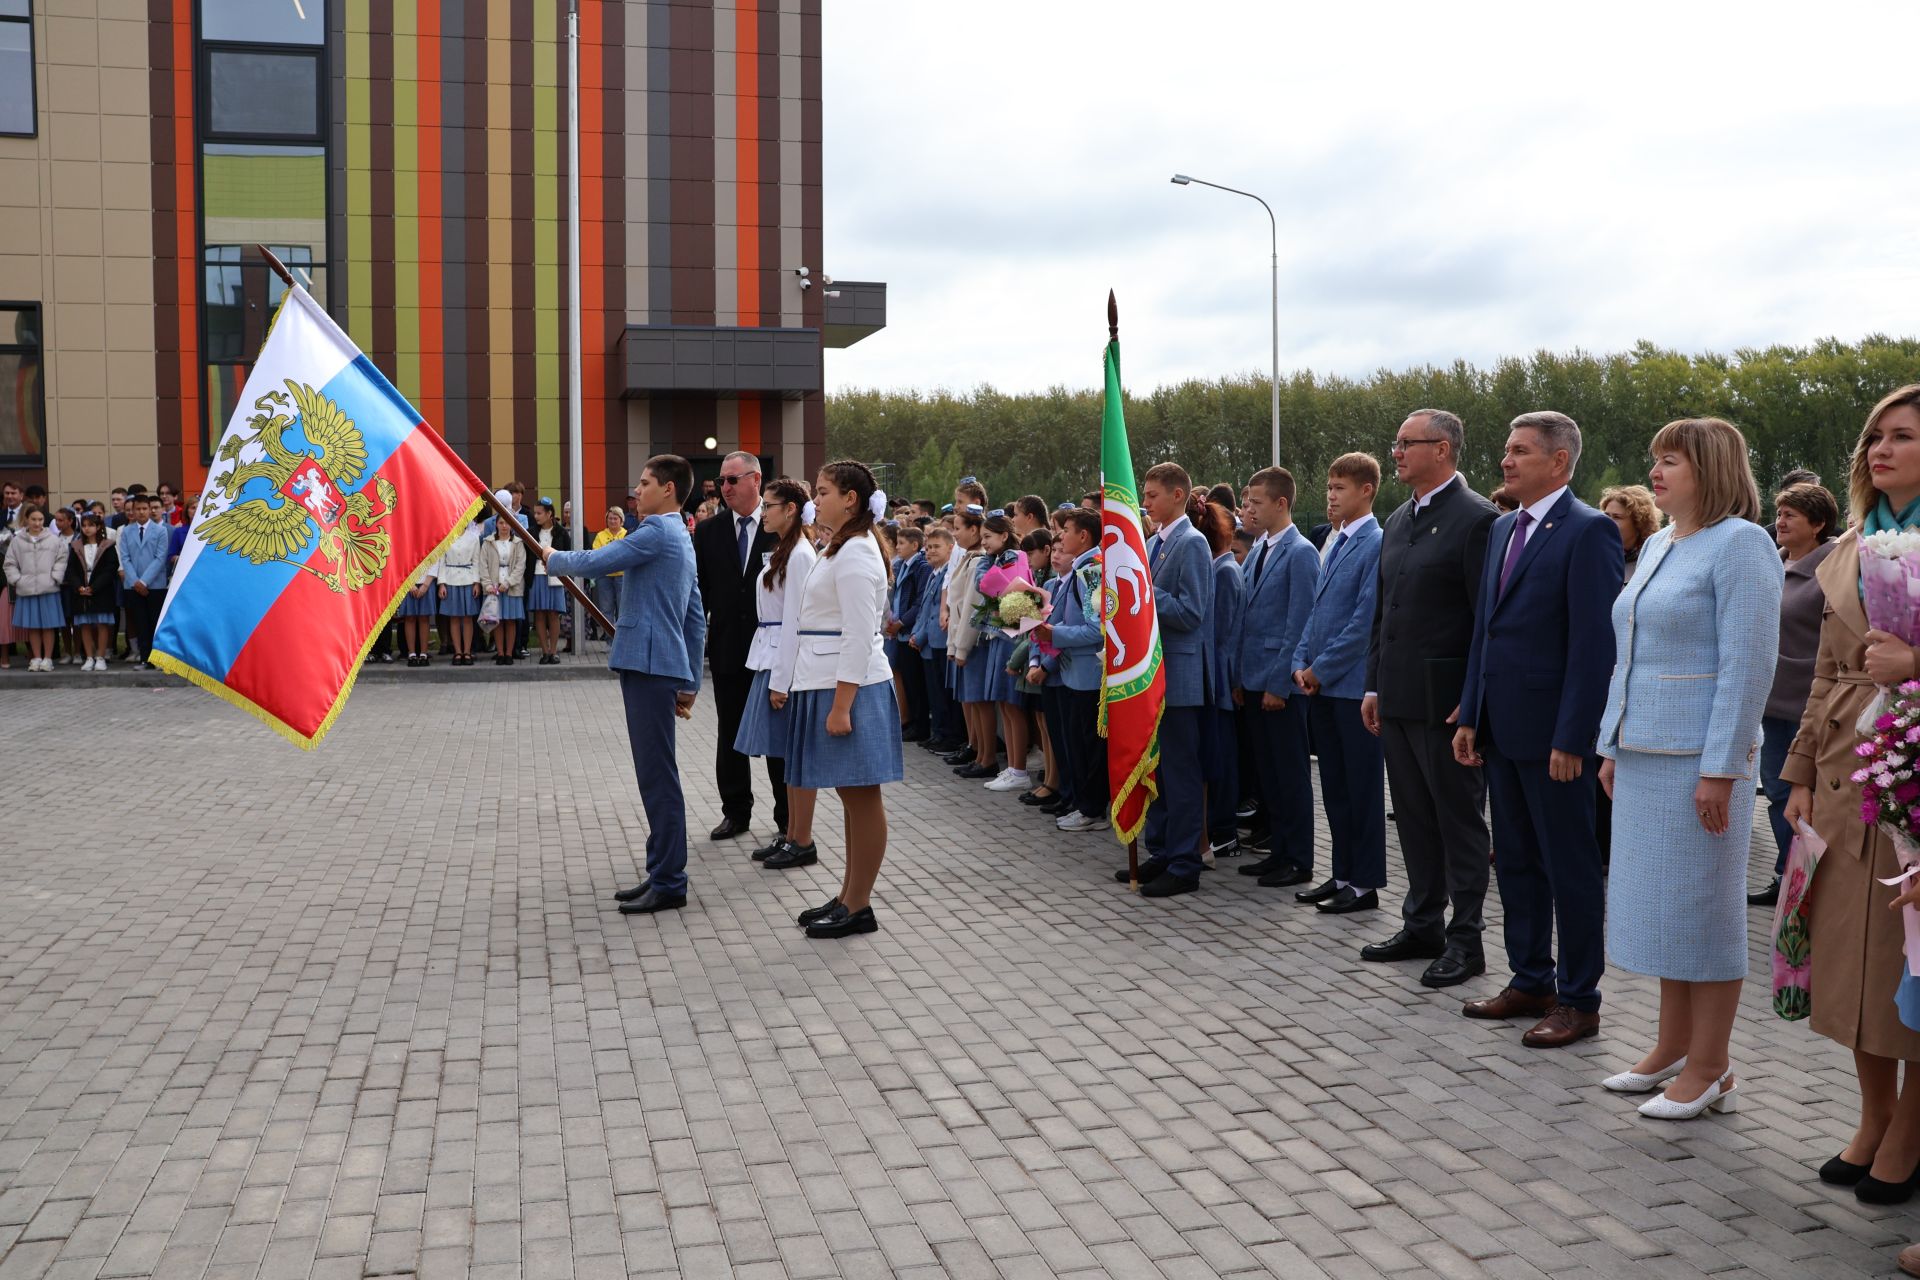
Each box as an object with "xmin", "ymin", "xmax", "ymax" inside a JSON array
[
  {"xmin": 198, "ymin": 39, "xmax": 326, "ymax": 146},
  {"xmin": 0, "ymin": 0, "xmax": 37, "ymax": 140},
  {"xmin": 0, "ymin": 300, "xmax": 47, "ymax": 468}
]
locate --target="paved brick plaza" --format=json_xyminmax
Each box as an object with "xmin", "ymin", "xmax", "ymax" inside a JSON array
[{"xmin": 0, "ymin": 681, "xmax": 1910, "ymax": 1279}]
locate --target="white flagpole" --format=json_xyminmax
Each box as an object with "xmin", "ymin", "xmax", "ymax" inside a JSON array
[{"xmin": 566, "ymin": 0, "xmax": 585, "ymax": 645}]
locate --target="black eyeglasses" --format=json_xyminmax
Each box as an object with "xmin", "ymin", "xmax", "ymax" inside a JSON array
[{"xmin": 1390, "ymin": 437, "xmax": 1446, "ymax": 454}]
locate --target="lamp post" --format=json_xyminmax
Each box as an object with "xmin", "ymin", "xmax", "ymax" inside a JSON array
[{"xmin": 1171, "ymin": 174, "xmax": 1280, "ymax": 467}]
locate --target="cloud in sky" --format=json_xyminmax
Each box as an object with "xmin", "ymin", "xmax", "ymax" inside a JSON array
[{"xmin": 820, "ymin": 0, "xmax": 1920, "ymax": 396}]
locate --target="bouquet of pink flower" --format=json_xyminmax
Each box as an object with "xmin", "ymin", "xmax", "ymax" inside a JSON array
[
  {"xmin": 1852, "ymin": 679, "xmax": 1920, "ymax": 976},
  {"xmin": 1857, "ymin": 530, "xmax": 1920, "ymax": 729},
  {"xmin": 974, "ymin": 561, "xmax": 1047, "ymax": 632}
]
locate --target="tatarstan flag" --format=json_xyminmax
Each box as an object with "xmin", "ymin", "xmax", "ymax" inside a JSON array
[
  {"xmin": 151, "ymin": 285, "xmax": 488, "ymax": 748},
  {"xmin": 1097, "ymin": 300, "xmax": 1165, "ymax": 843}
]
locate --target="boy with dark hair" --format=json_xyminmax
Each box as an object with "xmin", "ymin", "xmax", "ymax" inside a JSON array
[
  {"xmin": 887, "ymin": 525, "xmax": 930, "ymax": 740},
  {"xmin": 1038, "ymin": 507, "xmax": 1108, "ymax": 831},
  {"xmin": 909, "ymin": 525, "xmax": 960, "ymax": 751}
]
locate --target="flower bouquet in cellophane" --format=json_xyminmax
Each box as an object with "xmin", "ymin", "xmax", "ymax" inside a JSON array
[{"xmin": 1852, "ymin": 680, "xmax": 1920, "ymax": 978}]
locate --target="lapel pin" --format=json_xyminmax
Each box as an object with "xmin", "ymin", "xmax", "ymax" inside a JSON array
[{"xmin": 1543, "ymin": 522, "xmax": 1553, "ymax": 530}]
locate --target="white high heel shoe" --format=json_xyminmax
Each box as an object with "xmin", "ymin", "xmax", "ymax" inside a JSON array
[
  {"xmin": 1601, "ymin": 1056, "xmax": 1687, "ymax": 1094},
  {"xmin": 1638, "ymin": 1074, "xmax": 1738, "ymax": 1121}
]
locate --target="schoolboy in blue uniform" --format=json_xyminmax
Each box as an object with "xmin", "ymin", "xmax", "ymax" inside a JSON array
[
  {"xmin": 908, "ymin": 525, "xmax": 959, "ymax": 751},
  {"xmin": 1129, "ymin": 463, "xmax": 1216, "ymax": 898},
  {"xmin": 887, "ymin": 527, "xmax": 930, "ymax": 739},
  {"xmin": 1233, "ymin": 466, "xmax": 1321, "ymax": 887},
  {"xmin": 1291, "ymin": 452, "xmax": 1388, "ymax": 915},
  {"xmin": 1035, "ymin": 507, "xmax": 1107, "ymax": 831},
  {"xmin": 540, "ymin": 455, "xmax": 706, "ymax": 916}
]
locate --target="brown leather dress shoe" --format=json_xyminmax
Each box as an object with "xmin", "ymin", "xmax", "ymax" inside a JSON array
[
  {"xmin": 1521, "ymin": 1005, "xmax": 1600, "ymax": 1048},
  {"xmin": 1462, "ymin": 986, "xmax": 1557, "ymax": 1020}
]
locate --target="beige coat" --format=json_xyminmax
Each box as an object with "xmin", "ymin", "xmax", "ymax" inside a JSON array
[{"xmin": 1780, "ymin": 531, "xmax": 1920, "ymax": 1059}]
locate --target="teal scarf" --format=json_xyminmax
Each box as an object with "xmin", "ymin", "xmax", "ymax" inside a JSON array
[{"xmin": 1864, "ymin": 493, "xmax": 1920, "ymax": 538}]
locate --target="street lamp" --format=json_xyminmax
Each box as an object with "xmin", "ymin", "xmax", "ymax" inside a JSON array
[{"xmin": 1171, "ymin": 173, "xmax": 1280, "ymax": 467}]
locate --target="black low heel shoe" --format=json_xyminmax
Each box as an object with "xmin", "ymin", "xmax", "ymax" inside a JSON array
[
  {"xmin": 806, "ymin": 906, "xmax": 878, "ymax": 939},
  {"xmin": 762, "ymin": 842, "xmax": 818, "ymax": 869},
  {"xmin": 796, "ymin": 898, "xmax": 842, "ymax": 927},
  {"xmin": 1820, "ymin": 1154, "xmax": 1872, "ymax": 1186},
  {"xmin": 1855, "ymin": 1162, "xmax": 1920, "ymax": 1205}
]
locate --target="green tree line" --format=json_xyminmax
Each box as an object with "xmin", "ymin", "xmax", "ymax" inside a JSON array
[{"xmin": 826, "ymin": 336, "xmax": 1920, "ymax": 526}]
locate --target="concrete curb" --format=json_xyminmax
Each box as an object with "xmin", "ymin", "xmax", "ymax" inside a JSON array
[{"xmin": 0, "ymin": 656, "xmax": 615, "ymax": 690}]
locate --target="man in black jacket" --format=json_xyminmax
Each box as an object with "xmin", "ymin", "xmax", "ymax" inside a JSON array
[
  {"xmin": 693, "ymin": 451, "xmax": 782, "ymax": 842},
  {"xmin": 1360, "ymin": 409, "xmax": 1499, "ymax": 989}
]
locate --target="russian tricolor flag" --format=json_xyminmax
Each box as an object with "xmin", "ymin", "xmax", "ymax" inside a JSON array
[{"xmin": 152, "ymin": 286, "xmax": 487, "ymax": 747}]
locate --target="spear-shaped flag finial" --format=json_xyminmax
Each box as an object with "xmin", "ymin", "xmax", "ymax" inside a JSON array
[{"xmin": 1107, "ymin": 289, "xmax": 1118, "ymax": 343}]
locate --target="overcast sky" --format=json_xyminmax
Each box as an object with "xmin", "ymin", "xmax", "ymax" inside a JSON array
[{"xmin": 820, "ymin": 1, "xmax": 1920, "ymax": 397}]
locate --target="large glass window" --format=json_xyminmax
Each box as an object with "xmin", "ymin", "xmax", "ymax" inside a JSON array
[
  {"xmin": 0, "ymin": 1, "xmax": 34, "ymax": 138},
  {"xmin": 0, "ymin": 303, "xmax": 45, "ymax": 466},
  {"xmin": 195, "ymin": 0, "xmax": 329, "ymax": 458}
]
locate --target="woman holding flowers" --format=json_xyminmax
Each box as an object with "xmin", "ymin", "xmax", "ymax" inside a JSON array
[
  {"xmin": 1783, "ymin": 384, "xmax": 1920, "ymax": 1202},
  {"xmin": 1597, "ymin": 418, "xmax": 1781, "ymax": 1121}
]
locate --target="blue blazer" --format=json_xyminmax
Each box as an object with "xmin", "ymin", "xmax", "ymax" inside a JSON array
[
  {"xmin": 1146, "ymin": 520, "xmax": 1215, "ymax": 708},
  {"xmin": 1290, "ymin": 520, "xmax": 1383, "ymax": 701},
  {"xmin": 1049, "ymin": 549, "xmax": 1105, "ymax": 692},
  {"xmin": 548, "ymin": 514, "xmax": 706, "ymax": 693},
  {"xmin": 1209, "ymin": 552, "xmax": 1244, "ymax": 709},
  {"xmin": 909, "ymin": 563, "xmax": 950, "ymax": 650},
  {"xmin": 892, "ymin": 551, "xmax": 930, "ymax": 633},
  {"xmin": 1238, "ymin": 526, "xmax": 1319, "ymax": 701},
  {"xmin": 1458, "ymin": 490, "xmax": 1623, "ymax": 760},
  {"xmin": 1596, "ymin": 519, "xmax": 1782, "ymax": 778}
]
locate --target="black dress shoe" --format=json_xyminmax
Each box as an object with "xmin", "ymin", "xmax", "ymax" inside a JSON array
[
  {"xmin": 1361, "ymin": 929, "xmax": 1447, "ymax": 963},
  {"xmin": 751, "ymin": 837, "xmax": 790, "ymax": 862},
  {"xmin": 763, "ymin": 842, "xmax": 818, "ymax": 869},
  {"xmin": 902, "ymin": 728, "xmax": 929, "ymax": 742},
  {"xmin": 1018, "ymin": 788, "xmax": 1052, "ymax": 806},
  {"xmin": 1295, "ymin": 877, "xmax": 1341, "ymax": 904},
  {"xmin": 709, "ymin": 816, "xmax": 750, "ymax": 841},
  {"xmin": 1140, "ymin": 873, "xmax": 1200, "ymax": 898},
  {"xmin": 613, "ymin": 881, "xmax": 651, "ymax": 902},
  {"xmin": 1258, "ymin": 864, "xmax": 1312, "ymax": 888},
  {"xmin": 1240, "ymin": 856, "xmax": 1282, "ymax": 877},
  {"xmin": 1747, "ymin": 877, "xmax": 1781, "ymax": 907},
  {"xmin": 807, "ymin": 905, "xmax": 879, "ymax": 938},
  {"xmin": 1856, "ymin": 1161, "xmax": 1920, "ymax": 1205},
  {"xmin": 1042, "ymin": 796, "xmax": 1074, "ymax": 816},
  {"xmin": 797, "ymin": 898, "xmax": 844, "ymax": 926},
  {"xmin": 1820, "ymin": 1154, "xmax": 1872, "ymax": 1186},
  {"xmin": 1420, "ymin": 945, "xmax": 1486, "ymax": 988},
  {"xmin": 943, "ymin": 746, "xmax": 976, "ymax": 766},
  {"xmin": 1318, "ymin": 887, "xmax": 1379, "ymax": 915},
  {"xmin": 1113, "ymin": 862, "xmax": 1170, "ymax": 884},
  {"xmin": 618, "ymin": 887, "xmax": 687, "ymax": 915},
  {"xmin": 955, "ymin": 762, "xmax": 998, "ymax": 779}
]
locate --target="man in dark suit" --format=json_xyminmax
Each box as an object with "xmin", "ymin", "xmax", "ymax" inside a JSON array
[
  {"xmin": 693, "ymin": 450, "xmax": 783, "ymax": 843},
  {"xmin": 1361, "ymin": 409, "xmax": 1499, "ymax": 987},
  {"xmin": 1453, "ymin": 412, "xmax": 1622, "ymax": 1047}
]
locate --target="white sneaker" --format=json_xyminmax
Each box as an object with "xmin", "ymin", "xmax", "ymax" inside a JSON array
[
  {"xmin": 91, "ymin": 657, "xmax": 106, "ymax": 672},
  {"xmin": 1602, "ymin": 1056, "xmax": 1687, "ymax": 1094},
  {"xmin": 1056, "ymin": 811, "xmax": 1109, "ymax": 832},
  {"xmin": 984, "ymin": 768, "xmax": 1030, "ymax": 792}
]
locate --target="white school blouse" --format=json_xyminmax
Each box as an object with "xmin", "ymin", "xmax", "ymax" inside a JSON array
[
  {"xmin": 779, "ymin": 530, "xmax": 891, "ymax": 693},
  {"xmin": 438, "ymin": 524, "xmax": 483, "ymax": 587},
  {"xmin": 749, "ymin": 538, "xmax": 818, "ymax": 681}
]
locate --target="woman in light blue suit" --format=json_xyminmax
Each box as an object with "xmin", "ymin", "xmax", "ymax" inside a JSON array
[{"xmin": 1596, "ymin": 418, "xmax": 1782, "ymax": 1120}]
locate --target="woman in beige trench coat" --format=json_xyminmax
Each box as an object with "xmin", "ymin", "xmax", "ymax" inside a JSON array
[{"xmin": 1785, "ymin": 383, "xmax": 1920, "ymax": 1206}]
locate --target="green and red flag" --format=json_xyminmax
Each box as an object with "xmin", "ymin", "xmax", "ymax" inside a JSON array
[{"xmin": 1098, "ymin": 299, "xmax": 1165, "ymax": 843}]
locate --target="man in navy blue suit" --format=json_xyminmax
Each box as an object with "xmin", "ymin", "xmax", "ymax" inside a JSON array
[
  {"xmin": 1453, "ymin": 412, "xmax": 1622, "ymax": 1047},
  {"xmin": 541, "ymin": 455, "xmax": 707, "ymax": 917}
]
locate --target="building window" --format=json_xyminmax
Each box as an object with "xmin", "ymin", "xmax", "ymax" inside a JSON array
[
  {"xmin": 0, "ymin": 303, "xmax": 45, "ymax": 465},
  {"xmin": 0, "ymin": 1, "xmax": 34, "ymax": 138},
  {"xmin": 195, "ymin": 0, "xmax": 329, "ymax": 459}
]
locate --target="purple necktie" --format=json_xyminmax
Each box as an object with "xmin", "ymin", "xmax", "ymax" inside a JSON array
[{"xmin": 1497, "ymin": 511, "xmax": 1534, "ymax": 598}]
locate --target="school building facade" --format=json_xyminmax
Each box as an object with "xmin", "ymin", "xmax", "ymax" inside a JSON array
[{"xmin": 0, "ymin": 0, "xmax": 883, "ymax": 511}]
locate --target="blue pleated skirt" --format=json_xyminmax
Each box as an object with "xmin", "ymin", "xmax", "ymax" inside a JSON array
[
  {"xmin": 495, "ymin": 594, "xmax": 526, "ymax": 622},
  {"xmin": 733, "ymin": 668, "xmax": 788, "ymax": 759},
  {"xmin": 439, "ymin": 585, "xmax": 480, "ymax": 617},
  {"xmin": 72, "ymin": 611, "xmax": 115, "ymax": 626},
  {"xmin": 397, "ymin": 588, "xmax": 437, "ymax": 618},
  {"xmin": 527, "ymin": 577, "xmax": 569, "ymax": 612},
  {"xmin": 976, "ymin": 632, "xmax": 1017, "ymax": 704},
  {"xmin": 12, "ymin": 593, "xmax": 63, "ymax": 628},
  {"xmin": 785, "ymin": 682, "xmax": 904, "ymax": 789}
]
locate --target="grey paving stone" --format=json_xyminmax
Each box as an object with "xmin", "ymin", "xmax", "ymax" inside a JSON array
[{"xmin": 0, "ymin": 684, "xmax": 1907, "ymax": 1280}]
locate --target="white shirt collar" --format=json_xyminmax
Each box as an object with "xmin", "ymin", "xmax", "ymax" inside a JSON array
[
  {"xmin": 1260, "ymin": 525, "xmax": 1295, "ymax": 548},
  {"xmin": 1333, "ymin": 513, "xmax": 1377, "ymax": 540},
  {"xmin": 1157, "ymin": 514, "xmax": 1192, "ymax": 540},
  {"xmin": 1412, "ymin": 471, "xmax": 1462, "ymax": 513},
  {"xmin": 1518, "ymin": 486, "xmax": 1567, "ymax": 528}
]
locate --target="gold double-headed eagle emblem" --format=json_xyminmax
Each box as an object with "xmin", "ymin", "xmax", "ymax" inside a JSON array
[{"xmin": 198, "ymin": 379, "xmax": 397, "ymax": 593}]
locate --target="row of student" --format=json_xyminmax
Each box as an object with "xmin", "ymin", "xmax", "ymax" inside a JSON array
[{"xmin": 0, "ymin": 492, "xmax": 180, "ymax": 671}]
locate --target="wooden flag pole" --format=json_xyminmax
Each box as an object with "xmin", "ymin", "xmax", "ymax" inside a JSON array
[
  {"xmin": 1128, "ymin": 838, "xmax": 1139, "ymax": 893},
  {"xmin": 254, "ymin": 245, "xmax": 616, "ymax": 638},
  {"xmin": 1110, "ymin": 292, "xmax": 1139, "ymax": 892}
]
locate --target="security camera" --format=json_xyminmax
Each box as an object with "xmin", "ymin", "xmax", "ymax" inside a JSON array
[
  {"xmin": 794, "ymin": 266, "xmax": 810, "ymax": 277},
  {"xmin": 795, "ymin": 266, "xmax": 811, "ymax": 291},
  {"xmin": 820, "ymin": 275, "xmax": 832, "ymax": 286}
]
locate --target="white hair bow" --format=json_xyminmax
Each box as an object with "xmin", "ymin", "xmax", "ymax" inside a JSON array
[
  {"xmin": 801, "ymin": 500, "xmax": 817, "ymax": 526},
  {"xmin": 869, "ymin": 488, "xmax": 889, "ymax": 520}
]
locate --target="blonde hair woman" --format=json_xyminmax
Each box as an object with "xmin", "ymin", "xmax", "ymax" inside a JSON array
[
  {"xmin": 1599, "ymin": 484, "xmax": 1662, "ymax": 586},
  {"xmin": 1783, "ymin": 385, "xmax": 1920, "ymax": 1203},
  {"xmin": 1596, "ymin": 419, "xmax": 1781, "ymax": 1120}
]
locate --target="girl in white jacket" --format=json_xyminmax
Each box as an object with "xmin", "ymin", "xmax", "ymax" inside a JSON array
[
  {"xmin": 739, "ymin": 478, "xmax": 818, "ymax": 868},
  {"xmin": 774, "ymin": 461, "xmax": 901, "ymax": 938}
]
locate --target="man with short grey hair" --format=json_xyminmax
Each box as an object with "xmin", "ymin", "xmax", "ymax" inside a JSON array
[
  {"xmin": 1361, "ymin": 410, "xmax": 1500, "ymax": 988},
  {"xmin": 693, "ymin": 450, "xmax": 784, "ymax": 843}
]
